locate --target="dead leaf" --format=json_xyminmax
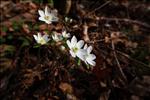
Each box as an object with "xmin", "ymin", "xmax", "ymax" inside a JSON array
[
  {"xmin": 83, "ymin": 24, "xmax": 90, "ymax": 42},
  {"xmin": 0, "ymin": 58, "xmax": 13, "ymax": 72},
  {"xmin": 66, "ymin": 93, "xmax": 78, "ymax": 100},
  {"xmin": 39, "ymin": 24, "xmax": 47, "ymax": 30},
  {"xmin": 22, "ymin": 24, "xmax": 30, "ymax": 34},
  {"xmin": 59, "ymin": 82, "xmax": 73, "ymax": 94}
]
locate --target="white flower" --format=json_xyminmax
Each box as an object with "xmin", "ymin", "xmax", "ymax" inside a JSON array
[
  {"xmin": 83, "ymin": 44, "xmax": 96, "ymax": 66},
  {"xmin": 66, "ymin": 36, "xmax": 86, "ymax": 61},
  {"xmin": 38, "ymin": 6, "xmax": 58, "ymax": 24},
  {"xmin": 52, "ymin": 33, "xmax": 63, "ymax": 42},
  {"xmin": 62, "ymin": 31, "xmax": 70, "ymax": 38},
  {"xmin": 33, "ymin": 32, "xmax": 50, "ymax": 45},
  {"xmin": 65, "ymin": 17, "xmax": 73, "ymax": 23}
]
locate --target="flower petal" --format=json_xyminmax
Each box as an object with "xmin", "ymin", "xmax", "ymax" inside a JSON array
[
  {"xmin": 70, "ymin": 50, "xmax": 76, "ymax": 58},
  {"xmin": 39, "ymin": 17, "xmax": 46, "ymax": 22},
  {"xmin": 51, "ymin": 9, "xmax": 58, "ymax": 16},
  {"xmin": 66, "ymin": 40, "xmax": 72, "ymax": 49},
  {"xmin": 33, "ymin": 35, "xmax": 38, "ymax": 41},
  {"xmin": 38, "ymin": 10, "xmax": 45, "ymax": 17},
  {"xmin": 87, "ymin": 46, "xmax": 93, "ymax": 54},
  {"xmin": 43, "ymin": 34, "xmax": 50, "ymax": 42},
  {"xmin": 51, "ymin": 16, "xmax": 59, "ymax": 22},
  {"xmin": 76, "ymin": 40, "xmax": 84, "ymax": 49},
  {"xmin": 45, "ymin": 6, "xmax": 50, "ymax": 16},
  {"xmin": 62, "ymin": 31, "xmax": 70, "ymax": 38},
  {"xmin": 83, "ymin": 44, "xmax": 88, "ymax": 49},
  {"xmin": 62, "ymin": 31, "xmax": 66, "ymax": 36},
  {"xmin": 71, "ymin": 36, "xmax": 77, "ymax": 47},
  {"xmin": 76, "ymin": 49, "xmax": 86, "ymax": 61},
  {"xmin": 87, "ymin": 60, "xmax": 96, "ymax": 66},
  {"xmin": 87, "ymin": 54, "xmax": 96, "ymax": 60},
  {"xmin": 45, "ymin": 20, "xmax": 52, "ymax": 24}
]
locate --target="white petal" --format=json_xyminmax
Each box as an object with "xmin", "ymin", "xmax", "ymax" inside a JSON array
[
  {"xmin": 78, "ymin": 49, "xmax": 86, "ymax": 55},
  {"xmin": 62, "ymin": 31, "xmax": 66, "ymax": 36},
  {"xmin": 76, "ymin": 40, "xmax": 84, "ymax": 49},
  {"xmin": 66, "ymin": 40, "xmax": 72, "ymax": 49},
  {"xmin": 71, "ymin": 36, "xmax": 77, "ymax": 47},
  {"xmin": 87, "ymin": 54, "xmax": 96, "ymax": 60},
  {"xmin": 87, "ymin": 60, "xmax": 96, "ymax": 66},
  {"xmin": 84, "ymin": 60, "xmax": 88, "ymax": 65},
  {"xmin": 38, "ymin": 10, "xmax": 45, "ymax": 17},
  {"xmin": 76, "ymin": 49, "xmax": 86, "ymax": 61},
  {"xmin": 51, "ymin": 16, "xmax": 59, "ymax": 22},
  {"xmin": 83, "ymin": 44, "xmax": 88, "ymax": 49},
  {"xmin": 51, "ymin": 9, "xmax": 58, "ymax": 16},
  {"xmin": 52, "ymin": 36, "xmax": 55, "ymax": 40},
  {"xmin": 39, "ymin": 17, "xmax": 46, "ymax": 22},
  {"xmin": 37, "ymin": 33, "xmax": 42, "ymax": 39},
  {"xmin": 87, "ymin": 46, "xmax": 93, "ymax": 54},
  {"xmin": 33, "ymin": 35, "xmax": 38, "ymax": 41},
  {"xmin": 62, "ymin": 31, "xmax": 70, "ymax": 38},
  {"xmin": 70, "ymin": 50, "xmax": 76, "ymax": 58},
  {"xmin": 45, "ymin": 20, "xmax": 52, "ymax": 24},
  {"xmin": 43, "ymin": 34, "xmax": 50, "ymax": 42},
  {"xmin": 45, "ymin": 6, "xmax": 50, "ymax": 16}
]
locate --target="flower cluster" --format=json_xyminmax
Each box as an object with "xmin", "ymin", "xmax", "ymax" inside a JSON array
[
  {"xmin": 33, "ymin": 31, "xmax": 70, "ymax": 45},
  {"xmin": 52, "ymin": 31, "xmax": 70, "ymax": 42},
  {"xmin": 33, "ymin": 6, "xmax": 96, "ymax": 67},
  {"xmin": 67, "ymin": 36, "xmax": 96, "ymax": 66}
]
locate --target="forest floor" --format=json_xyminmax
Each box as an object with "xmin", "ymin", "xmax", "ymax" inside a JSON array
[{"xmin": 0, "ymin": 0, "xmax": 150, "ymax": 100}]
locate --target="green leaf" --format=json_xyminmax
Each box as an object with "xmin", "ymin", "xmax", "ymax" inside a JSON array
[
  {"xmin": 48, "ymin": 0, "xmax": 54, "ymax": 6},
  {"xmin": 0, "ymin": 36, "xmax": 6, "ymax": 44},
  {"xmin": 0, "ymin": 45, "xmax": 15, "ymax": 57},
  {"xmin": 77, "ymin": 58, "xmax": 81, "ymax": 66},
  {"xmin": 33, "ymin": 44, "xmax": 40, "ymax": 48},
  {"xmin": 19, "ymin": 37, "xmax": 31, "ymax": 47}
]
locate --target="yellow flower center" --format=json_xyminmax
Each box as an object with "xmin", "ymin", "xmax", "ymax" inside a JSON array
[
  {"xmin": 44, "ymin": 16, "xmax": 51, "ymax": 20},
  {"xmin": 72, "ymin": 47, "xmax": 78, "ymax": 53},
  {"xmin": 39, "ymin": 38, "xmax": 46, "ymax": 45}
]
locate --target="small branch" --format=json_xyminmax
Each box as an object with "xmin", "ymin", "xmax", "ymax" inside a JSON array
[
  {"xmin": 106, "ymin": 46, "xmax": 149, "ymax": 68},
  {"xmin": 86, "ymin": 1, "xmax": 111, "ymax": 16},
  {"xmin": 87, "ymin": 39, "xmax": 105, "ymax": 44},
  {"xmin": 115, "ymin": 49, "xmax": 150, "ymax": 68},
  {"xmin": 100, "ymin": 17, "xmax": 150, "ymax": 29},
  {"xmin": 111, "ymin": 41, "xmax": 127, "ymax": 84}
]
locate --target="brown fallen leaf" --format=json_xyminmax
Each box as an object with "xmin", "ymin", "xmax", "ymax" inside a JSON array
[
  {"xmin": 83, "ymin": 24, "xmax": 90, "ymax": 42},
  {"xmin": 39, "ymin": 24, "xmax": 47, "ymax": 30},
  {"xmin": 59, "ymin": 82, "xmax": 73, "ymax": 94},
  {"xmin": 22, "ymin": 24, "xmax": 30, "ymax": 34}
]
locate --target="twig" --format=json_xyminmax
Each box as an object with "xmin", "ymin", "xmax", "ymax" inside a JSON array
[
  {"xmin": 106, "ymin": 46, "xmax": 150, "ymax": 68},
  {"xmin": 100, "ymin": 17, "xmax": 150, "ymax": 29},
  {"xmin": 115, "ymin": 49, "xmax": 150, "ymax": 68},
  {"xmin": 88, "ymin": 38, "xmax": 149, "ymax": 68},
  {"xmin": 111, "ymin": 41, "xmax": 127, "ymax": 84},
  {"xmin": 87, "ymin": 39, "xmax": 105, "ymax": 44},
  {"xmin": 86, "ymin": 1, "xmax": 111, "ymax": 16}
]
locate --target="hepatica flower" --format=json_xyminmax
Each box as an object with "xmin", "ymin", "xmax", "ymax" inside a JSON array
[
  {"xmin": 38, "ymin": 6, "xmax": 58, "ymax": 24},
  {"xmin": 83, "ymin": 44, "xmax": 96, "ymax": 66},
  {"xmin": 62, "ymin": 31, "xmax": 70, "ymax": 38},
  {"xmin": 52, "ymin": 33, "xmax": 63, "ymax": 42},
  {"xmin": 33, "ymin": 32, "xmax": 50, "ymax": 45},
  {"xmin": 67, "ymin": 36, "xmax": 86, "ymax": 61}
]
